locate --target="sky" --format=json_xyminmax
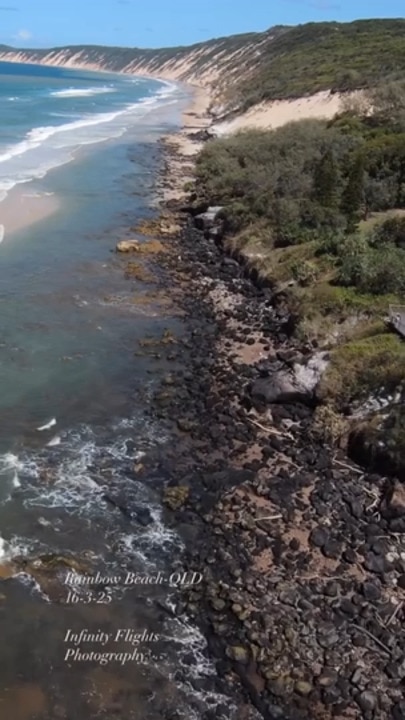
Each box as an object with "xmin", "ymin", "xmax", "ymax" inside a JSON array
[{"xmin": 0, "ymin": 0, "xmax": 403, "ymax": 49}]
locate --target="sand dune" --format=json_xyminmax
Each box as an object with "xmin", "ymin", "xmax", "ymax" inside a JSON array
[{"xmin": 213, "ymin": 90, "xmax": 364, "ymax": 135}]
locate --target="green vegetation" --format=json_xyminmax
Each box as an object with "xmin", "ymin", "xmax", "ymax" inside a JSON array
[
  {"xmin": 231, "ymin": 20, "xmax": 405, "ymax": 110},
  {"xmin": 2, "ymin": 19, "xmax": 405, "ymax": 115},
  {"xmin": 318, "ymin": 332, "xmax": 405, "ymax": 405},
  {"xmin": 192, "ymin": 84, "xmax": 405, "ymax": 467}
]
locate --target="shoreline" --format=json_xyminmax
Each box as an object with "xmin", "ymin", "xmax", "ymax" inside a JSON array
[
  {"xmin": 0, "ymin": 76, "xmax": 201, "ymax": 242},
  {"xmin": 158, "ymin": 84, "xmax": 212, "ymax": 204},
  {"xmin": 146, "ymin": 86, "xmax": 405, "ymax": 720}
]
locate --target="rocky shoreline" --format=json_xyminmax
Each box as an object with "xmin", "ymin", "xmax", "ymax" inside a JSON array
[{"xmin": 127, "ymin": 115, "xmax": 405, "ymax": 720}]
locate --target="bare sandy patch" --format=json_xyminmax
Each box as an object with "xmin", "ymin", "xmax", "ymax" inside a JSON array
[{"xmin": 213, "ymin": 90, "xmax": 365, "ymax": 135}]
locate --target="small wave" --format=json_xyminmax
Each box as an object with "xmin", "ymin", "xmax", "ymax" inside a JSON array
[
  {"xmin": 37, "ymin": 418, "xmax": 57, "ymax": 431},
  {"xmin": 0, "ymin": 84, "xmax": 179, "ymax": 201},
  {"xmin": 12, "ymin": 471, "xmax": 21, "ymax": 488},
  {"xmin": 50, "ymin": 87, "xmax": 115, "ymax": 98},
  {"xmin": 46, "ymin": 435, "xmax": 61, "ymax": 447},
  {"xmin": 0, "ymin": 225, "xmax": 4, "ymax": 243},
  {"xmin": 0, "ymin": 94, "xmax": 166, "ymax": 166}
]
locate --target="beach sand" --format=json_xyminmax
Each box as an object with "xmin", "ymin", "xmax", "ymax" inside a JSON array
[
  {"xmin": 212, "ymin": 90, "xmax": 365, "ymax": 135},
  {"xmin": 0, "ymin": 187, "xmax": 60, "ymax": 240},
  {"xmin": 160, "ymin": 85, "xmax": 212, "ymax": 203}
]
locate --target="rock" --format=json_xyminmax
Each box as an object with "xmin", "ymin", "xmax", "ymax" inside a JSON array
[
  {"xmin": 293, "ymin": 351, "xmax": 329, "ymax": 393},
  {"xmin": 194, "ymin": 206, "xmax": 224, "ymax": 232},
  {"xmin": 163, "ymin": 486, "xmax": 189, "ymax": 511},
  {"xmin": 393, "ymin": 701, "xmax": 405, "ymax": 719},
  {"xmin": 364, "ymin": 552, "xmax": 391, "ymax": 574},
  {"xmin": 116, "ymin": 239, "xmax": 164, "ymax": 254},
  {"xmin": 397, "ymin": 574, "xmax": 405, "ymax": 589},
  {"xmin": 116, "ymin": 240, "xmax": 141, "ymax": 253},
  {"xmin": 250, "ymin": 372, "xmax": 313, "ymax": 407},
  {"xmin": 159, "ymin": 223, "xmax": 178, "ymax": 236},
  {"xmin": 226, "ymin": 645, "xmax": 249, "ymax": 664},
  {"xmin": 309, "ymin": 527, "xmax": 328, "ymax": 548},
  {"xmin": 211, "ymin": 598, "xmax": 226, "ymax": 611},
  {"xmin": 322, "ymin": 540, "xmax": 341, "ymax": 559},
  {"xmin": 358, "ymin": 690, "xmax": 377, "ymax": 712},
  {"xmin": 267, "ymin": 676, "xmax": 290, "ymax": 697},
  {"xmin": 383, "ymin": 480, "xmax": 405, "ymax": 519},
  {"xmin": 340, "ymin": 598, "xmax": 357, "ymax": 616},
  {"xmin": 317, "ymin": 671, "xmax": 337, "ymax": 687},
  {"xmin": 361, "ymin": 581, "xmax": 381, "ymax": 601},
  {"xmin": 343, "ymin": 548, "xmax": 357, "ymax": 564},
  {"xmin": 134, "ymin": 507, "xmax": 153, "ymax": 526},
  {"xmin": 295, "ymin": 680, "xmax": 313, "ymax": 696},
  {"xmin": 177, "ymin": 418, "xmax": 197, "ymax": 432}
]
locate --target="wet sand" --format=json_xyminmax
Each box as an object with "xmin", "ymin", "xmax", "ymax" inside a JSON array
[{"xmin": 0, "ymin": 187, "xmax": 60, "ymax": 240}]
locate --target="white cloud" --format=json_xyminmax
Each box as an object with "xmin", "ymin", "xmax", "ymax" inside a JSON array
[{"xmin": 13, "ymin": 29, "xmax": 32, "ymax": 41}]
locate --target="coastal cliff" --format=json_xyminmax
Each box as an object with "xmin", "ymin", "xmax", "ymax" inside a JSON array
[
  {"xmin": 0, "ymin": 29, "xmax": 285, "ymax": 115},
  {"xmin": 1, "ymin": 18, "xmax": 405, "ymax": 122}
]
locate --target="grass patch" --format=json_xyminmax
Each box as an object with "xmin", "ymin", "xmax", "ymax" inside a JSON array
[
  {"xmin": 358, "ymin": 209, "xmax": 405, "ymax": 236},
  {"xmin": 318, "ymin": 330, "xmax": 405, "ymax": 405}
]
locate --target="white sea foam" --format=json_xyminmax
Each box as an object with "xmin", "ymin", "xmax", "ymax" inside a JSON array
[
  {"xmin": 0, "ymin": 452, "xmax": 23, "ymax": 492},
  {"xmin": 0, "ymin": 533, "xmax": 31, "ymax": 561},
  {"xmin": 0, "ymin": 80, "xmax": 179, "ymax": 202},
  {"xmin": 37, "ymin": 418, "xmax": 57, "ymax": 431},
  {"xmin": 0, "ymin": 452, "xmax": 21, "ymax": 474},
  {"xmin": 12, "ymin": 471, "xmax": 21, "ymax": 488},
  {"xmin": 50, "ymin": 86, "xmax": 115, "ymax": 98}
]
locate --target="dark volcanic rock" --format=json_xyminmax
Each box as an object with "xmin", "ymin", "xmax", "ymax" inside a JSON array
[{"xmin": 249, "ymin": 373, "xmax": 313, "ymax": 407}]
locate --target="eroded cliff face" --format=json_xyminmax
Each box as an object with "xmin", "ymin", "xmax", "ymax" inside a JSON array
[{"xmin": 0, "ymin": 30, "xmax": 284, "ymax": 115}]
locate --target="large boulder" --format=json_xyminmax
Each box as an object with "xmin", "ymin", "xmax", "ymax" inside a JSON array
[
  {"xmin": 250, "ymin": 352, "xmax": 329, "ymax": 408},
  {"xmin": 250, "ymin": 373, "xmax": 312, "ymax": 406},
  {"xmin": 116, "ymin": 239, "xmax": 164, "ymax": 254},
  {"xmin": 194, "ymin": 206, "xmax": 224, "ymax": 232},
  {"xmin": 116, "ymin": 240, "xmax": 141, "ymax": 253}
]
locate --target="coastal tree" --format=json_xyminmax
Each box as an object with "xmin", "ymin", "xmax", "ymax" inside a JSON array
[
  {"xmin": 341, "ymin": 153, "xmax": 366, "ymax": 232},
  {"xmin": 312, "ymin": 148, "xmax": 340, "ymax": 209}
]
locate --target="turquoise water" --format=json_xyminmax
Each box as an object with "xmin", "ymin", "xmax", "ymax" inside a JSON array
[
  {"xmin": 0, "ymin": 60, "xmax": 176, "ymax": 199},
  {"xmin": 0, "ymin": 61, "xmax": 185, "ymax": 448},
  {"xmin": 0, "ymin": 63, "xmax": 232, "ymax": 720}
]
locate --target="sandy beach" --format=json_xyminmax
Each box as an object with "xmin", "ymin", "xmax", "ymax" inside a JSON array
[
  {"xmin": 159, "ymin": 85, "xmax": 212, "ymax": 203},
  {"xmin": 0, "ymin": 187, "xmax": 60, "ymax": 240}
]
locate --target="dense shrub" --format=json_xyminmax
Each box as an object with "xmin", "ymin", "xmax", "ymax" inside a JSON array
[
  {"xmin": 370, "ymin": 216, "xmax": 405, "ymax": 248},
  {"xmin": 337, "ymin": 227, "xmax": 405, "ymax": 294},
  {"xmin": 194, "ymin": 94, "xmax": 405, "ymax": 301},
  {"xmin": 196, "ymin": 110, "xmax": 405, "ymax": 245},
  {"xmin": 229, "ymin": 19, "xmax": 405, "ymax": 110}
]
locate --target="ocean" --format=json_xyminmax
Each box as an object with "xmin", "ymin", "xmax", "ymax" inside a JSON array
[{"xmin": 0, "ymin": 61, "xmax": 232, "ymax": 719}]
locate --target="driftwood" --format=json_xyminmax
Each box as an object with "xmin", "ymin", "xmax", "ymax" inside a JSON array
[
  {"xmin": 351, "ymin": 622, "xmax": 392, "ymax": 657},
  {"xmin": 247, "ymin": 417, "xmax": 294, "ymax": 440}
]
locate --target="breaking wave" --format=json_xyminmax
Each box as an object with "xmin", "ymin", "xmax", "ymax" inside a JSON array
[
  {"xmin": 50, "ymin": 86, "xmax": 115, "ymax": 98},
  {"xmin": 0, "ymin": 80, "xmax": 178, "ymax": 202}
]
